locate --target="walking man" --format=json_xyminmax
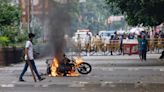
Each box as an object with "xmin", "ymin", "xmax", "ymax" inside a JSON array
[{"xmin": 19, "ymin": 33, "xmax": 44, "ymax": 82}]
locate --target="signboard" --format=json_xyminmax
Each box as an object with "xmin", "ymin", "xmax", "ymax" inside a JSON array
[{"xmin": 123, "ymin": 39, "xmax": 138, "ymax": 55}]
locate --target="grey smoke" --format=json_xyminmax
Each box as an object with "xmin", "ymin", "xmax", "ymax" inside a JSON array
[
  {"xmin": 33, "ymin": 0, "xmax": 78, "ymax": 62},
  {"xmin": 44, "ymin": 0, "xmax": 73, "ymax": 62}
]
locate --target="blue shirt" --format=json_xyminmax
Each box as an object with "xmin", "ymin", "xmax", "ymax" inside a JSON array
[{"xmin": 140, "ymin": 39, "xmax": 147, "ymax": 50}]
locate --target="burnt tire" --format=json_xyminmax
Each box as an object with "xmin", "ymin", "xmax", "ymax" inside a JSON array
[{"xmin": 77, "ymin": 62, "xmax": 92, "ymax": 74}]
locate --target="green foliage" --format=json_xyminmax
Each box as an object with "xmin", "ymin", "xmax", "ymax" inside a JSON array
[
  {"xmin": 0, "ymin": 0, "xmax": 22, "ymax": 46},
  {"xmin": 0, "ymin": 36, "xmax": 9, "ymax": 46},
  {"xmin": 105, "ymin": 0, "xmax": 164, "ymax": 26},
  {"xmin": 0, "ymin": 0, "xmax": 21, "ymax": 26},
  {"xmin": 78, "ymin": 0, "xmax": 111, "ymax": 32},
  {"xmin": 53, "ymin": 0, "xmax": 125, "ymax": 35},
  {"xmin": 69, "ymin": 0, "xmax": 126, "ymax": 34}
]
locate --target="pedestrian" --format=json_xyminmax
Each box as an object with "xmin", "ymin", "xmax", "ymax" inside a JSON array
[
  {"xmin": 19, "ymin": 33, "xmax": 45, "ymax": 82},
  {"xmin": 159, "ymin": 51, "xmax": 164, "ymax": 59},
  {"xmin": 137, "ymin": 35, "xmax": 142, "ymax": 60},
  {"xmin": 85, "ymin": 32, "xmax": 91, "ymax": 56},
  {"xmin": 95, "ymin": 34, "xmax": 101, "ymax": 52},
  {"xmin": 119, "ymin": 35, "xmax": 124, "ymax": 55},
  {"xmin": 140, "ymin": 35, "xmax": 148, "ymax": 61},
  {"xmin": 77, "ymin": 34, "xmax": 81, "ymax": 53},
  {"xmin": 110, "ymin": 35, "xmax": 114, "ymax": 55}
]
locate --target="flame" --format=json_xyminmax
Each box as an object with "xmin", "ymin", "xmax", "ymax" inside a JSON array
[
  {"xmin": 64, "ymin": 57, "xmax": 83, "ymax": 77},
  {"xmin": 51, "ymin": 58, "xmax": 59, "ymax": 76},
  {"xmin": 50, "ymin": 57, "xmax": 81, "ymax": 77},
  {"xmin": 74, "ymin": 57, "xmax": 83, "ymax": 65},
  {"xmin": 67, "ymin": 71, "xmax": 79, "ymax": 76}
]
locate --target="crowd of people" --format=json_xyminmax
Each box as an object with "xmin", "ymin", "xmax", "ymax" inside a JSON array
[{"xmin": 75, "ymin": 30, "xmax": 164, "ymax": 57}]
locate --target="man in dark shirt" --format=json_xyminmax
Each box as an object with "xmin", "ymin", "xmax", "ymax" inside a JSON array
[{"xmin": 140, "ymin": 35, "xmax": 148, "ymax": 61}]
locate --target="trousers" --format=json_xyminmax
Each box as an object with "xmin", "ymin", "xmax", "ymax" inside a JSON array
[
  {"xmin": 19, "ymin": 60, "xmax": 41, "ymax": 80},
  {"xmin": 141, "ymin": 50, "xmax": 147, "ymax": 60}
]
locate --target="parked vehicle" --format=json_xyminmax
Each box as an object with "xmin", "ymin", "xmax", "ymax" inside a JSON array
[
  {"xmin": 72, "ymin": 29, "xmax": 92, "ymax": 48},
  {"xmin": 99, "ymin": 30, "xmax": 115, "ymax": 44}
]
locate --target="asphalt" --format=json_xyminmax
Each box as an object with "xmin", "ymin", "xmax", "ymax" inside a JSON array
[
  {"xmin": 0, "ymin": 54, "xmax": 163, "ymax": 88},
  {"xmin": 1, "ymin": 83, "xmax": 164, "ymax": 92}
]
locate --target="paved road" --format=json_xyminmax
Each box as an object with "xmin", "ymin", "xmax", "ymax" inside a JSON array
[
  {"xmin": 1, "ymin": 83, "xmax": 164, "ymax": 92},
  {"xmin": 0, "ymin": 54, "xmax": 164, "ymax": 92}
]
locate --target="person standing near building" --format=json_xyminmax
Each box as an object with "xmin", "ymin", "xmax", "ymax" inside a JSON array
[{"xmin": 19, "ymin": 33, "xmax": 44, "ymax": 82}]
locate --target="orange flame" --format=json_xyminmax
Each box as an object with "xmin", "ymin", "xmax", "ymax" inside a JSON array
[
  {"xmin": 51, "ymin": 58, "xmax": 59, "ymax": 76},
  {"xmin": 64, "ymin": 57, "xmax": 82, "ymax": 76},
  {"xmin": 74, "ymin": 57, "xmax": 83, "ymax": 65},
  {"xmin": 50, "ymin": 57, "xmax": 80, "ymax": 77}
]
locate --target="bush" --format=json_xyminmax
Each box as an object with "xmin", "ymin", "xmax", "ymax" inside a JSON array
[{"xmin": 0, "ymin": 36, "xmax": 9, "ymax": 47}]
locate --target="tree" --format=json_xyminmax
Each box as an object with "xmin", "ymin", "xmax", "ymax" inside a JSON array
[
  {"xmin": 67, "ymin": 0, "xmax": 125, "ymax": 35},
  {"xmin": 78, "ymin": 0, "xmax": 112, "ymax": 33},
  {"xmin": 0, "ymin": 0, "xmax": 21, "ymax": 46},
  {"xmin": 106, "ymin": 0, "xmax": 164, "ymax": 26}
]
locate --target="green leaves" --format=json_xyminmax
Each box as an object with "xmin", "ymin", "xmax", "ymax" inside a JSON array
[
  {"xmin": 0, "ymin": 0, "xmax": 21, "ymax": 46},
  {"xmin": 0, "ymin": 2, "xmax": 20, "ymax": 26},
  {"xmin": 77, "ymin": 0, "xmax": 113, "ymax": 32},
  {"xmin": 105, "ymin": 0, "xmax": 164, "ymax": 26},
  {"xmin": 0, "ymin": 36, "xmax": 9, "ymax": 47}
]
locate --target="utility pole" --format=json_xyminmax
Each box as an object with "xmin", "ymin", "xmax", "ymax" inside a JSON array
[
  {"xmin": 31, "ymin": 0, "xmax": 34, "ymax": 33},
  {"xmin": 28, "ymin": 0, "xmax": 34, "ymax": 33},
  {"xmin": 28, "ymin": 0, "xmax": 31, "ymax": 33}
]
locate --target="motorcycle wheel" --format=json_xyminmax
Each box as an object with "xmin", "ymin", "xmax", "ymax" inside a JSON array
[{"xmin": 77, "ymin": 62, "xmax": 92, "ymax": 74}]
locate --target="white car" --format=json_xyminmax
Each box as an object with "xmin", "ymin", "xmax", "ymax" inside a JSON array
[
  {"xmin": 99, "ymin": 30, "xmax": 115, "ymax": 44},
  {"xmin": 72, "ymin": 31, "xmax": 92, "ymax": 48}
]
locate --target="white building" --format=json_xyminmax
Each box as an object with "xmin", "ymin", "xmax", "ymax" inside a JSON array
[{"xmin": 108, "ymin": 15, "xmax": 124, "ymax": 24}]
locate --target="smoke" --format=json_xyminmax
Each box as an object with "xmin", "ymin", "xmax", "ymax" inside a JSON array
[{"xmin": 43, "ymin": 0, "xmax": 73, "ymax": 62}]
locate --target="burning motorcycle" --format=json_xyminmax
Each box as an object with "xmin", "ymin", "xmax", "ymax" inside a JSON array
[{"xmin": 46, "ymin": 55, "xmax": 92, "ymax": 76}]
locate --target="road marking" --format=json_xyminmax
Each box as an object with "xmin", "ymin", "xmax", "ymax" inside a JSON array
[
  {"xmin": 1, "ymin": 84, "xmax": 15, "ymax": 88},
  {"xmin": 42, "ymin": 84, "xmax": 49, "ymax": 87},
  {"xmin": 11, "ymin": 81, "xmax": 17, "ymax": 83},
  {"xmin": 159, "ymin": 69, "xmax": 164, "ymax": 71},
  {"xmin": 128, "ymin": 68, "xmax": 139, "ymax": 71},
  {"xmin": 107, "ymin": 68, "xmax": 114, "ymax": 71},
  {"xmin": 94, "ymin": 67, "xmax": 114, "ymax": 71},
  {"xmin": 34, "ymin": 84, "xmax": 42, "ymax": 87},
  {"xmin": 101, "ymin": 81, "xmax": 113, "ymax": 87},
  {"xmin": 104, "ymin": 81, "xmax": 113, "ymax": 84},
  {"xmin": 69, "ymin": 81, "xmax": 88, "ymax": 87}
]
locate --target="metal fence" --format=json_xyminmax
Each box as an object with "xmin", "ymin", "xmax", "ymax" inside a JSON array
[{"xmin": 70, "ymin": 38, "xmax": 164, "ymax": 56}]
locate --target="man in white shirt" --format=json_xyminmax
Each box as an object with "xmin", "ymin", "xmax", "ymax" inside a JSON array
[{"xmin": 19, "ymin": 33, "xmax": 44, "ymax": 82}]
